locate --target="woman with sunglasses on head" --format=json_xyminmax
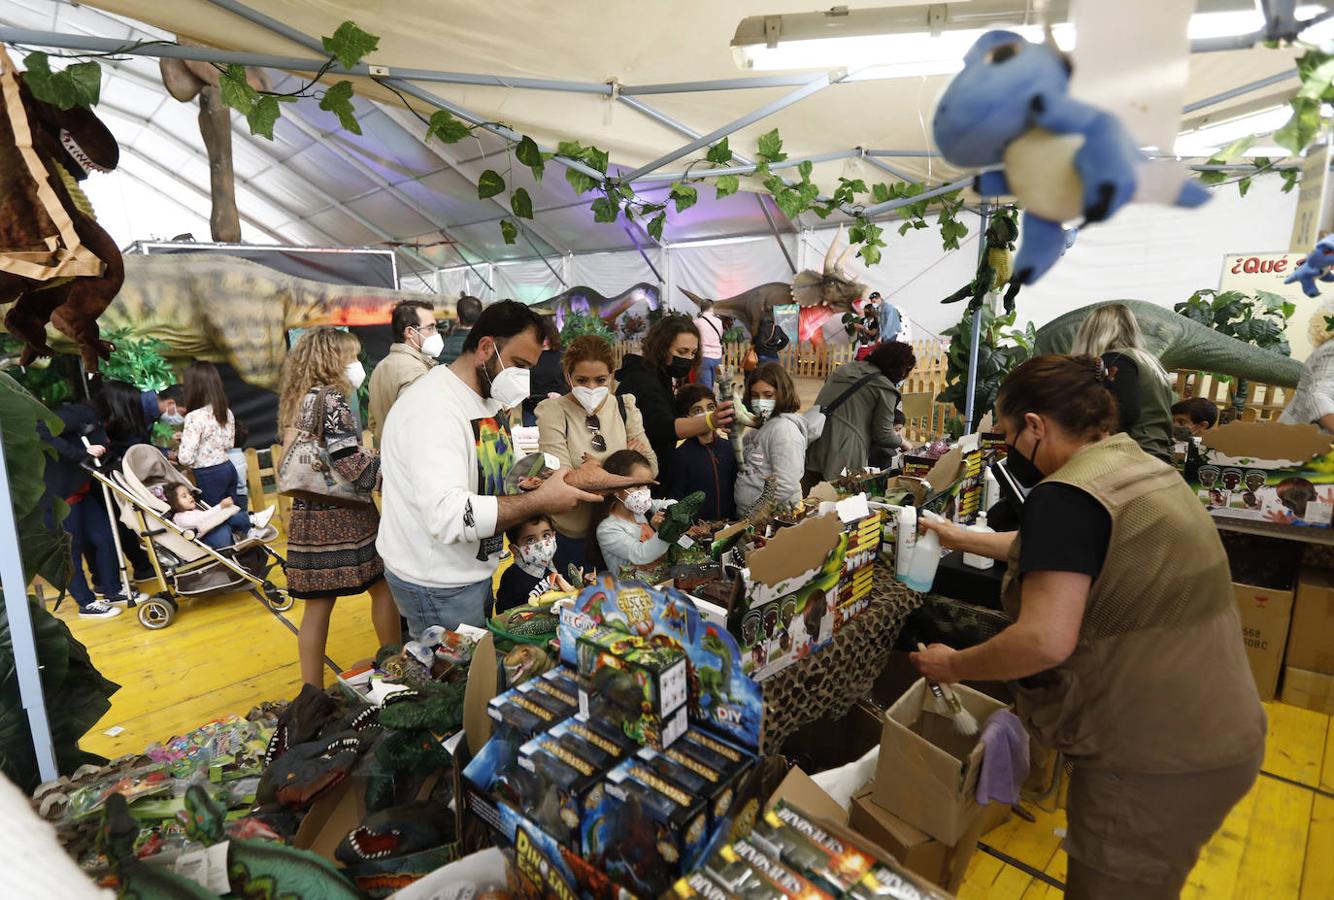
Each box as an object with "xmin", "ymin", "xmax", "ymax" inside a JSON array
[
  {"xmin": 536, "ymin": 334, "xmax": 656, "ymax": 570},
  {"xmin": 615, "ymin": 315, "xmax": 736, "ymax": 498}
]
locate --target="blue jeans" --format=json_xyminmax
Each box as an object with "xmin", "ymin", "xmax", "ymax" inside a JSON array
[
  {"xmin": 200, "ymin": 508, "xmax": 251, "ymax": 550},
  {"xmin": 193, "ymin": 461, "xmax": 247, "ymax": 515},
  {"xmin": 384, "ymin": 568, "xmax": 491, "ymax": 638},
  {"xmin": 698, "ymin": 357, "xmax": 721, "ymax": 389},
  {"xmin": 63, "ymin": 495, "xmax": 120, "ymax": 606}
]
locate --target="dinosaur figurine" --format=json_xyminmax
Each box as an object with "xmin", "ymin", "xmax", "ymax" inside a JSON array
[
  {"xmin": 943, "ymin": 207, "xmax": 1022, "ymax": 313},
  {"xmin": 1286, "ymin": 235, "xmax": 1334, "ymax": 297},
  {"xmin": 263, "ymin": 683, "xmax": 337, "ymax": 767},
  {"xmin": 335, "ymin": 800, "xmax": 457, "ymax": 865},
  {"xmin": 0, "ymin": 48, "xmax": 123, "ymax": 370},
  {"xmin": 740, "ymin": 475, "xmax": 780, "ymax": 529},
  {"xmin": 530, "ymin": 282, "xmax": 660, "ymax": 332},
  {"xmin": 182, "ymin": 785, "xmax": 360, "ymax": 900},
  {"xmin": 932, "ymin": 31, "xmax": 1209, "ymax": 288},
  {"xmin": 377, "ymin": 680, "xmax": 466, "ymax": 733},
  {"xmin": 99, "ymin": 793, "xmax": 217, "ymax": 900},
  {"xmin": 257, "ymin": 730, "xmax": 368, "ymax": 808},
  {"xmin": 657, "ymin": 491, "xmax": 705, "ymax": 545},
  {"xmin": 1034, "ymin": 299, "xmax": 1304, "ymax": 387},
  {"xmin": 679, "ymin": 225, "xmax": 867, "ymax": 345}
]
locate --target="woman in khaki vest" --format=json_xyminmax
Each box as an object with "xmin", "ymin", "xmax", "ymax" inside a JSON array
[{"xmin": 915, "ymin": 354, "xmax": 1265, "ymax": 900}]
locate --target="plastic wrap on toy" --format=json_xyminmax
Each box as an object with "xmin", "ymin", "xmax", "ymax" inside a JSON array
[{"xmin": 68, "ymin": 763, "xmax": 172, "ymax": 820}]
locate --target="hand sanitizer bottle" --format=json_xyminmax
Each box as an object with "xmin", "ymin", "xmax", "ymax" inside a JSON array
[{"xmin": 962, "ymin": 512, "xmax": 995, "ymax": 570}]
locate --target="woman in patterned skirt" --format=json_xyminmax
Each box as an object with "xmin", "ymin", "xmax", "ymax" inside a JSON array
[{"xmin": 278, "ymin": 328, "xmax": 399, "ymax": 686}]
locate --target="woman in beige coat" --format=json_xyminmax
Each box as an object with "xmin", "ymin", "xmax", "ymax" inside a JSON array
[{"xmin": 536, "ymin": 335, "xmax": 657, "ymax": 570}]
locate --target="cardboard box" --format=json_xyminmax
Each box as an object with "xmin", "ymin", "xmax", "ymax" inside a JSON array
[
  {"xmin": 1281, "ymin": 666, "xmax": 1334, "ymax": 714},
  {"xmin": 872, "ymin": 679, "xmax": 1009, "ymax": 844},
  {"xmin": 1235, "ymin": 580, "xmax": 1296, "ymax": 701},
  {"xmin": 1192, "ymin": 421, "xmax": 1334, "ymax": 527},
  {"xmin": 1287, "ymin": 567, "xmax": 1334, "ymax": 675},
  {"xmin": 849, "ymin": 788, "xmax": 1007, "ymax": 893}
]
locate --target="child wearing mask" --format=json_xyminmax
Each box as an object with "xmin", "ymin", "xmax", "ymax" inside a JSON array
[
  {"xmin": 166, "ymin": 483, "xmax": 270, "ymax": 550},
  {"xmin": 593, "ymin": 449, "xmax": 676, "ymax": 581},
  {"xmin": 496, "ymin": 514, "xmax": 574, "ymax": 613},
  {"xmin": 1171, "ymin": 397, "xmax": 1220, "ymax": 438},
  {"xmin": 669, "ymin": 383, "xmax": 737, "ymax": 521},
  {"xmin": 734, "ymin": 363, "xmax": 823, "ymax": 511}
]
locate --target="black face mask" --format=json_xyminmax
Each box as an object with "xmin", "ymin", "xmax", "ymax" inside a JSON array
[
  {"xmin": 1004, "ymin": 433, "xmax": 1045, "ymax": 489},
  {"xmin": 667, "ymin": 357, "xmax": 694, "ymax": 380}
]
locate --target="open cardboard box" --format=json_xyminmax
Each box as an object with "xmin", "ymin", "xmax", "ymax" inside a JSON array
[
  {"xmin": 873, "ymin": 679, "xmax": 1009, "ymax": 845},
  {"xmin": 1192, "ymin": 421, "xmax": 1334, "ymax": 527}
]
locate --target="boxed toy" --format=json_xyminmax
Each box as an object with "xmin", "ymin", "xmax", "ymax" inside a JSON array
[
  {"xmin": 486, "ymin": 686, "xmax": 563, "ymax": 739},
  {"xmin": 635, "ymin": 745, "xmax": 731, "ymax": 830},
  {"xmin": 750, "ymin": 804, "xmax": 877, "ymax": 894},
  {"xmin": 576, "ymin": 625, "xmax": 689, "ymax": 748},
  {"xmin": 515, "ymin": 731, "xmax": 607, "ymax": 848},
  {"xmin": 1190, "ymin": 421, "xmax": 1334, "ymax": 527},
  {"xmin": 705, "ymin": 839, "xmax": 834, "ymax": 898},
  {"xmin": 585, "ymin": 756, "xmax": 712, "ymax": 896},
  {"xmin": 668, "ymin": 870, "xmax": 735, "ymax": 898}
]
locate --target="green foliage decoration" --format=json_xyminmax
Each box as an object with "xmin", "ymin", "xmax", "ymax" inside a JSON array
[
  {"xmin": 1174, "ymin": 287, "xmax": 1295, "ymax": 413},
  {"xmin": 937, "ymin": 305, "xmax": 1035, "ymax": 431},
  {"xmin": 559, "ymin": 312, "xmax": 615, "ymax": 348},
  {"xmin": 97, "ymin": 328, "xmax": 176, "ymax": 392}
]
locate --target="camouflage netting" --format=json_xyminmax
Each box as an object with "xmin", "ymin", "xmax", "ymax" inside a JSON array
[{"xmin": 760, "ymin": 562, "xmax": 923, "ymax": 751}]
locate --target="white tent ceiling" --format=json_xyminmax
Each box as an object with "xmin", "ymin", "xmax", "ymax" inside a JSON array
[{"xmin": 0, "ymin": 0, "xmax": 1313, "ymax": 296}]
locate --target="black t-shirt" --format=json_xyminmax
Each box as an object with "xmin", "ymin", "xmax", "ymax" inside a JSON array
[
  {"xmin": 1017, "ymin": 482, "xmax": 1112, "ymax": 579},
  {"xmin": 1100, "ymin": 352, "xmax": 1140, "ymax": 434},
  {"xmin": 495, "ymin": 564, "xmax": 543, "ymax": 615}
]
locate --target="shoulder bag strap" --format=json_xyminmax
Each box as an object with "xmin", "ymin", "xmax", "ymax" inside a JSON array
[{"xmin": 821, "ymin": 372, "xmax": 883, "ymax": 417}]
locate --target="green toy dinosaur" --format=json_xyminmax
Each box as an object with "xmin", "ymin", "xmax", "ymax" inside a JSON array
[
  {"xmin": 182, "ymin": 785, "xmax": 360, "ymax": 900},
  {"xmin": 1034, "ymin": 299, "xmax": 1303, "ymax": 387},
  {"xmin": 943, "ymin": 208, "xmax": 1021, "ymax": 313},
  {"xmin": 658, "ymin": 491, "xmax": 705, "ymax": 545},
  {"xmin": 692, "ymin": 626, "xmax": 736, "ymax": 718},
  {"xmin": 99, "ymin": 793, "xmax": 216, "ymax": 900},
  {"xmin": 376, "ymin": 681, "xmax": 465, "ymax": 733}
]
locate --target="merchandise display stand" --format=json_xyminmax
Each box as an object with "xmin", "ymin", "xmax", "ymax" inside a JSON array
[
  {"xmin": 1213, "ymin": 516, "xmax": 1334, "ymax": 546},
  {"xmin": 760, "ymin": 563, "xmax": 924, "ymax": 749}
]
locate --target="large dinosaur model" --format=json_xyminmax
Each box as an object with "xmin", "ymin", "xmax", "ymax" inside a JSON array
[
  {"xmin": 530, "ymin": 282, "xmax": 660, "ymax": 331},
  {"xmin": 159, "ymin": 48, "xmax": 269, "ymax": 243},
  {"xmin": 0, "ymin": 48, "xmax": 122, "ymax": 370},
  {"xmin": 98, "ymin": 793, "xmax": 216, "ymax": 900},
  {"xmin": 182, "ymin": 785, "xmax": 360, "ymax": 900},
  {"xmin": 933, "ymin": 31, "xmax": 1208, "ymax": 289},
  {"xmin": 32, "ymin": 253, "xmax": 460, "ymax": 390},
  {"xmin": 679, "ymin": 225, "xmax": 867, "ymax": 345},
  {"xmin": 1034, "ymin": 299, "xmax": 1304, "ymax": 387}
]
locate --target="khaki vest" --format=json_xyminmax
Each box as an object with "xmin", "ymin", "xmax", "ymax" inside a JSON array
[{"xmin": 1001, "ymin": 434, "xmax": 1266, "ymax": 773}]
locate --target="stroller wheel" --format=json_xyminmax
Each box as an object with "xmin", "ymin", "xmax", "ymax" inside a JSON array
[
  {"xmin": 137, "ymin": 596, "xmax": 176, "ymax": 630},
  {"xmin": 263, "ymin": 585, "xmax": 294, "ymax": 613}
]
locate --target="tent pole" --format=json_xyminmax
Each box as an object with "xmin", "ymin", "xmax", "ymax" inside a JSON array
[
  {"xmin": 0, "ymin": 439, "xmax": 58, "ymax": 784},
  {"xmin": 622, "ymin": 225, "xmax": 664, "ymax": 283},
  {"xmin": 756, "ymin": 195, "xmax": 798, "ymax": 275},
  {"xmin": 863, "ymin": 155, "xmax": 919, "ymax": 182},
  {"xmin": 1181, "ymin": 70, "xmax": 1299, "ymax": 113},
  {"xmin": 632, "ymin": 150, "xmax": 861, "ymax": 185},
  {"xmin": 963, "ymin": 203, "xmax": 991, "ymax": 432},
  {"xmin": 862, "ymin": 178, "xmax": 970, "ymax": 217}
]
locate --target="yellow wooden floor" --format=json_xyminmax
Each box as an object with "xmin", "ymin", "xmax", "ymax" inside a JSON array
[{"xmin": 52, "ymin": 561, "xmax": 1333, "ymax": 898}]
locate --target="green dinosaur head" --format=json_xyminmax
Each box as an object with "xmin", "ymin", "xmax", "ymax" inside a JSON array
[
  {"xmin": 182, "ymin": 785, "xmax": 226, "ymax": 845},
  {"xmin": 98, "ymin": 793, "xmax": 141, "ymax": 865}
]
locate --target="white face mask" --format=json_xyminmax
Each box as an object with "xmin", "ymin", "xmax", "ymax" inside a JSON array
[
  {"xmin": 572, "ymin": 386, "xmax": 609, "ymax": 415},
  {"xmin": 419, "ymin": 332, "xmax": 444, "ymax": 359},
  {"xmin": 486, "ymin": 348, "xmax": 530, "ymax": 408},
  {"xmin": 345, "ymin": 361, "xmax": 367, "ymax": 391},
  {"xmin": 516, "ymin": 533, "xmax": 557, "ymax": 573},
  {"xmin": 620, "ymin": 487, "xmax": 653, "ymax": 516},
  {"xmin": 752, "ymin": 398, "xmax": 776, "ymax": 418}
]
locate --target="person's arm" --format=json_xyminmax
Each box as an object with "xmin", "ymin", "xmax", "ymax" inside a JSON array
[
  {"xmin": 599, "ymin": 518, "xmax": 670, "ymax": 566},
  {"xmin": 919, "ymin": 515, "xmax": 1017, "ymax": 560},
  {"xmin": 38, "ymin": 415, "xmax": 91, "ymax": 463},
  {"xmin": 870, "ymin": 389, "xmax": 903, "ymax": 450},
  {"xmin": 623, "ymin": 398, "xmax": 659, "ymax": 476},
  {"xmin": 765, "ymin": 419, "xmax": 808, "ymax": 503},
  {"xmin": 176, "ymin": 412, "xmax": 203, "ymax": 467},
  {"xmin": 1101, "ymin": 352, "xmax": 1140, "ymax": 432},
  {"xmin": 494, "ymin": 473, "xmax": 602, "ymax": 535},
  {"xmin": 913, "ymin": 570, "xmax": 1089, "ymax": 682},
  {"xmin": 772, "ymin": 325, "xmax": 790, "ymax": 352},
  {"xmin": 322, "ymin": 392, "xmax": 380, "ymax": 490},
  {"xmin": 536, "ymin": 399, "xmax": 576, "ymax": 469},
  {"xmin": 1321, "ymin": 412, "xmax": 1334, "ymax": 432}
]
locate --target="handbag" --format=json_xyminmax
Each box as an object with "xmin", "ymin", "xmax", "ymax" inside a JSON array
[
  {"xmin": 276, "ymin": 388, "xmax": 375, "ymax": 507},
  {"xmin": 741, "ymin": 346, "xmax": 759, "ymax": 372}
]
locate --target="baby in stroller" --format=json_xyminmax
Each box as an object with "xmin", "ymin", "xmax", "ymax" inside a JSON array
[{"xmin": 165, "ymin": 483, "xmax": 275, "ymax": 550}]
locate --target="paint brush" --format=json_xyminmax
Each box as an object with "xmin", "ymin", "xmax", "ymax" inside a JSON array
[{"xmin": 917, "ymin": 642, "xmax": 979, "ymax": 736}]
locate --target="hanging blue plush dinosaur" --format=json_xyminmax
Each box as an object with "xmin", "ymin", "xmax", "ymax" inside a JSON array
[
  {"xmin": 1285, "ymin": 236, "xmax": 1334, "ymax": 297},
  {"xmin": 932, "ymin": 30, "xmax": 1210, "ymax": 287}
]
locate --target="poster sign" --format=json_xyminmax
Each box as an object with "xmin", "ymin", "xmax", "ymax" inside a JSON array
[
  {"xmin": 1219, "ymin": 252, "xmax": 1316, "ymax": 360},
  {"xmin": 1290, "ymin": 140, "xmax": 1330, "ymax": 253}
]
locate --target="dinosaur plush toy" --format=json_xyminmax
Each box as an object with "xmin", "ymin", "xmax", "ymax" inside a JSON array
[
  {"xmin": 943, "ymin": 207, "xmax": 1021, "ymax": 312},
  {"xmin": 1285, "ymin": 235, "xmax": 1334, "ymax": 297},
  {"xmin": 933, "ymin": 31, "xmax": 1209, "ymax": 287}
]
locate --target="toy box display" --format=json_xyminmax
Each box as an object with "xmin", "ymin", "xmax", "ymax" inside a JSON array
[
  {"xmin": 834, "ymin": 509, "xmax": 883, "ymax": 631},
  {"xmin": 1188, "ymin": 421, "xmax": 1334, "ymax": 527},
  {"xmin": 575, "ymin": 626, "xmax": 690, "ymax": 748}
]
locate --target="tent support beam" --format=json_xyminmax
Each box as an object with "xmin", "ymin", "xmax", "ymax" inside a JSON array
[
  {"xmin": 862, "ymin": 178, "xmax": 970, "ymax": 217},
  {"xmin": 757, "ymin": 195, "xmax": 798, "ymax": 275},
  {"xmin": 863, "ymin": 155, "xmax": 920, "ymax": 183},
  {"xmin": 622, "ymin": 224, "xmax": 664, "ymax": 283},
  {"xmin": 1182, "ymin": 69, "xmax": 1299, "ymax": 114},
  {"xmin": 632, "ymin": 149, "xmax": 861, "ymax": 184}
]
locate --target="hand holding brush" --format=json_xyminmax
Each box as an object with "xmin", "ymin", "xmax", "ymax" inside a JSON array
[{"xmin": 915, "ymin": 642, "xmax": 978, "ymax": 736}]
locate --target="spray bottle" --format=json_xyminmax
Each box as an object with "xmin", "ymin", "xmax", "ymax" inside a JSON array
[
  {"xmin": 894, "ymin": 506, "xmax": 917, "ymax": 583},
  {"xmin": 903, "ymin": 509, "xmax": 944, "ymax": 591}
]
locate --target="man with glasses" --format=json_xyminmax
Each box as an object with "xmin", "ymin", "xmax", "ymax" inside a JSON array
[{"xmin": 369, "ymin": 300, "xmax": 443, "ymax": 445}]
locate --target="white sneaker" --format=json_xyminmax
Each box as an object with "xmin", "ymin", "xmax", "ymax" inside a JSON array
[
  {"xmin": 250, "ymin": 505, "xmax": 277, "ymax": 530},
  {"xmin": 79, "ymin": 601, "xmax": 122, "ymax": 618},
  {"xmin": 246, "ymin": 527, "xmax": 267, "ymax": 542}
]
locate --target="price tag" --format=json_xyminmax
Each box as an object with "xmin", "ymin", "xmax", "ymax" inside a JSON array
[
  {"xmin": 676, "ymin": 534, "xmax": 695, "ymax": 549},
  {"xmin": 171, "ymin": 842, "xmax": 230, "ymax": 893}
]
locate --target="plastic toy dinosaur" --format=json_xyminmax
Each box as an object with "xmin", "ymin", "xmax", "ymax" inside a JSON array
[
  {"xmin": 942, "ymin": 207, "xmax": 1021, "ymax": 313},
  {"xmin": 933, "ymin": 31, "xmax": 1209, "ymax": 288},
  {"xmin": 1286, "ymin": 235, "xmax": 1334, "ymax": 297},
  {"xmin": 182, "ymin": 785, "xmax": 360, "ymax": 900},
  {"xmin": 335, "ymin": 799, "xmax": 457, "ymax": 865},
  {"xmin": 1034, "ymin": 299, "xmax": 1304, "ymax": 387},
  {"xmin": 257, "ymin": 730, "xmax": 367, "ymax": 808},
  {"xmin": 263, "ymin": 683, "xmax": 337, "ymax": 767},
  {"xmin": 0, "ymin": 49, "xmax": 123, "ymax": 370},
  {"xmin": 740, "ymin": 476, "xmax": 780, "ymax": 529},
  {"xmin": 377, "ymin": 680, "xmax": 465, "ymax": 733},
  {"xmin": 657, "ymin": 491, "xmax": 705, "ymax": 545},
  {"xmin": 99, "ymin": 793, "xmax": 216, "ymax": 900}
]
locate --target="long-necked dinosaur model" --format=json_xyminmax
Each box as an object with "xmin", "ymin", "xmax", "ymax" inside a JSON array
[
  {"xmin": 1034, "ymin": 299, "xmax": 1304, "ymax": 387},
  {"xmin": 0, "ymin": 46, "xmax": 122, "ymax": 370},
  {"xmin": 679, "ymin": 225, "xmax": 867, "ymax": 345}
]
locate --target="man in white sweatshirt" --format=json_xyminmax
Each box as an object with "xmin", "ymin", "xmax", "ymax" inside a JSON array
[{"xmin": 378, "ymin": 301, "xmax": 601, "ymax": 636}]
